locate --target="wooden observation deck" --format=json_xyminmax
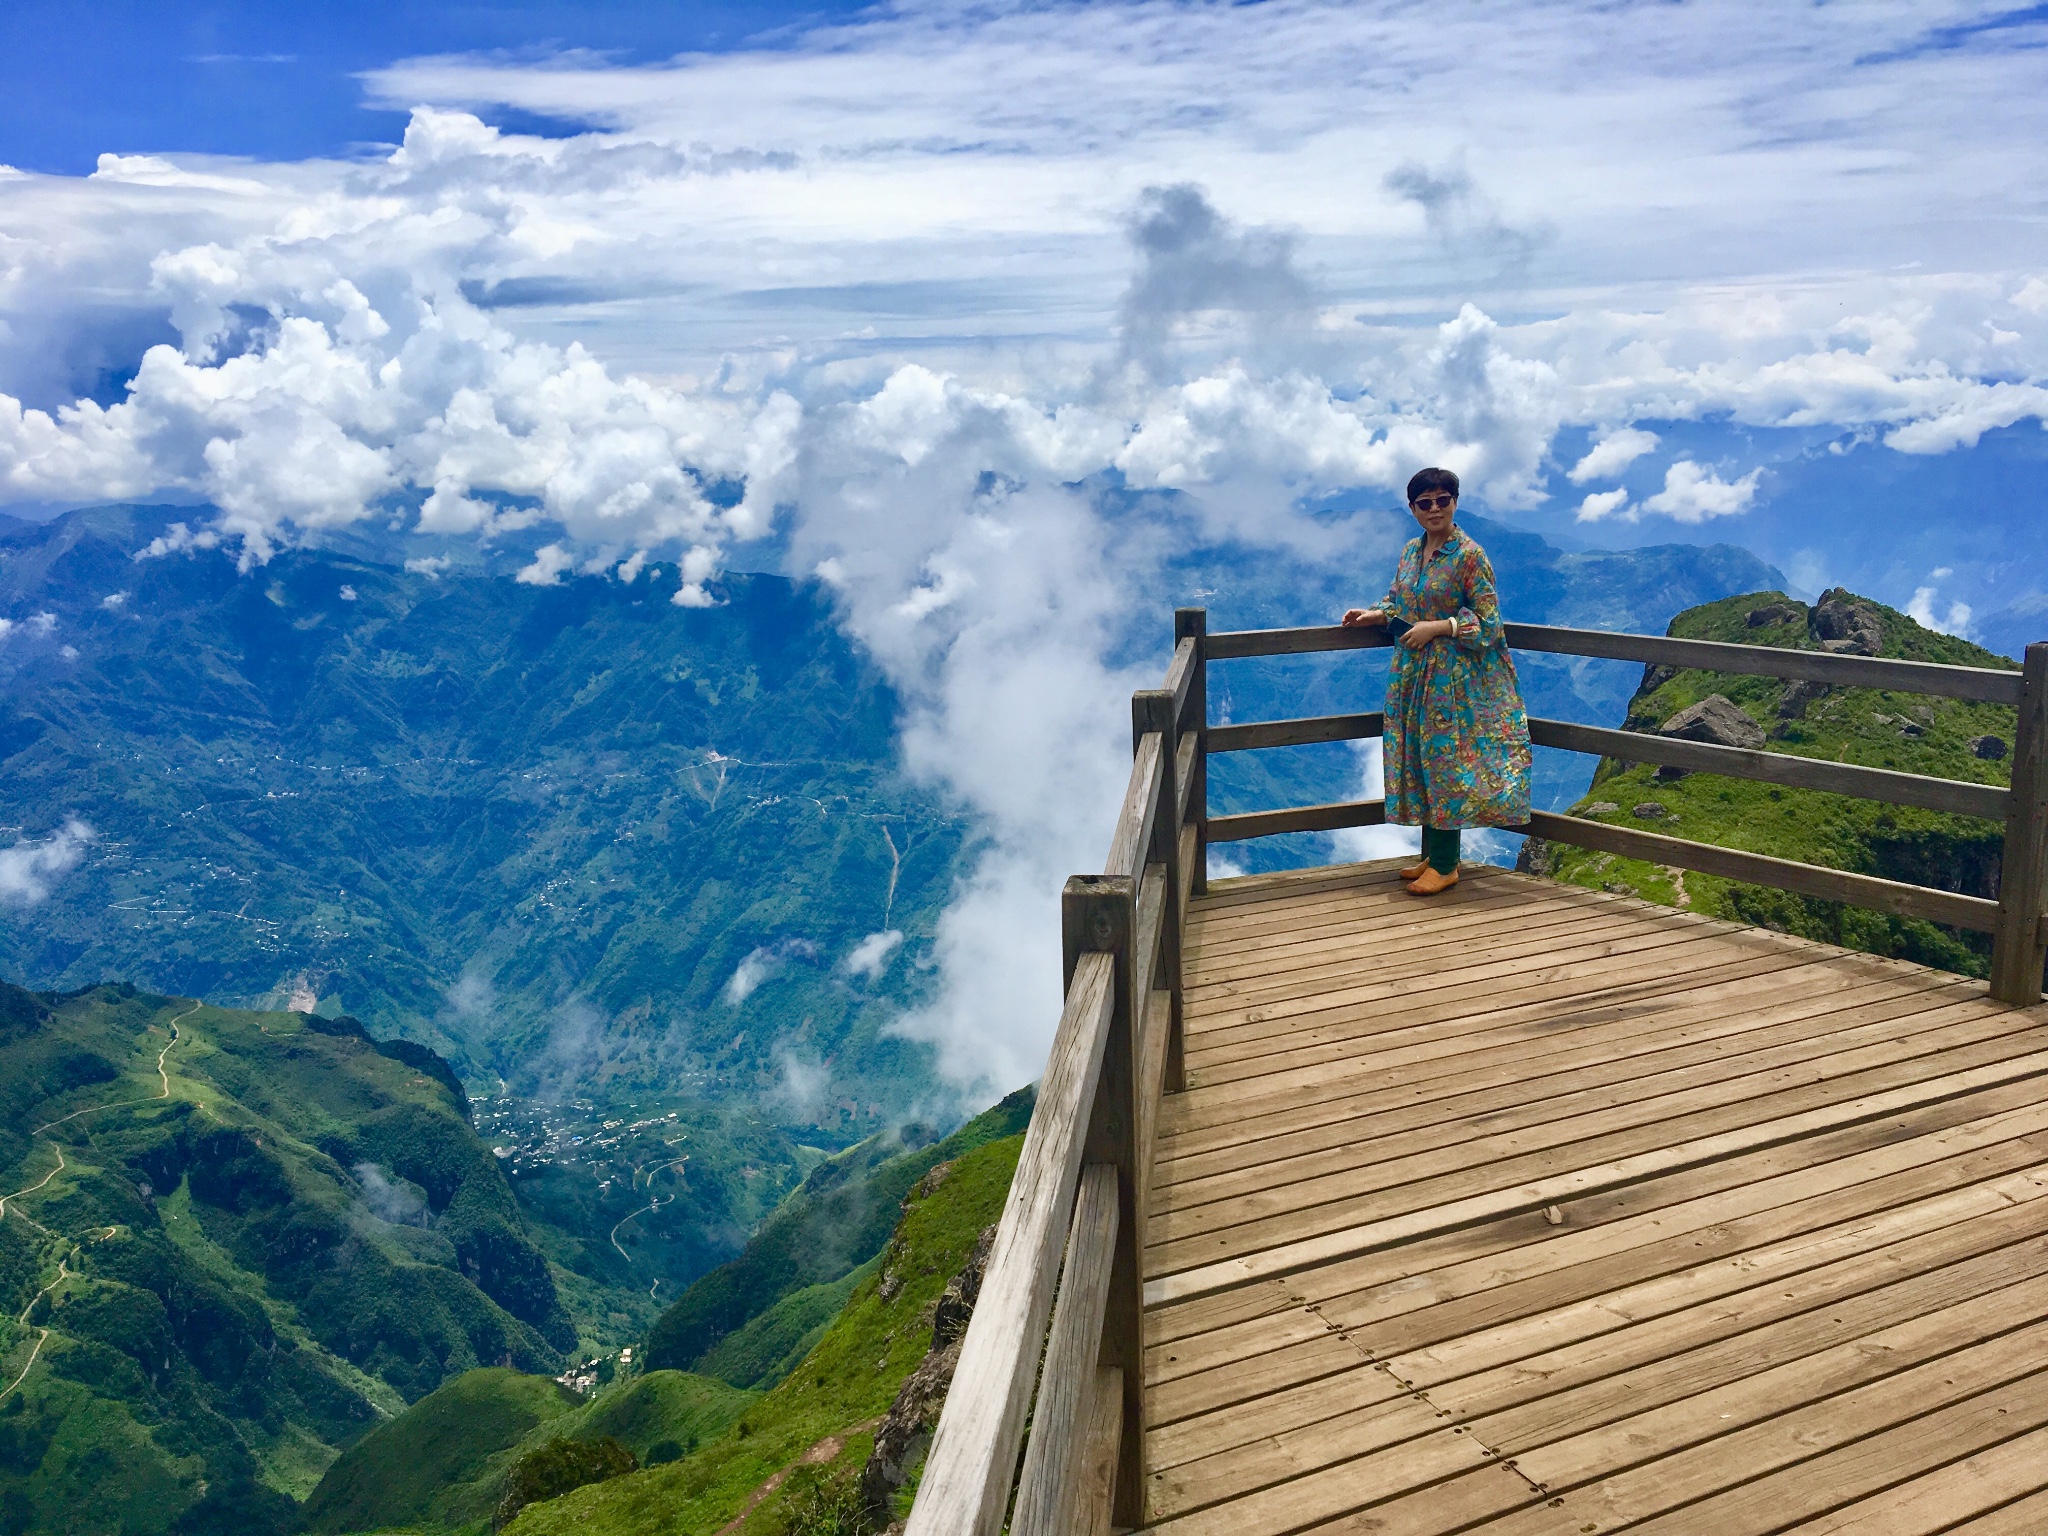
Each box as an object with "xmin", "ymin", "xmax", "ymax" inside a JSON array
[{"xmin": 909, "ymin": 615, "xmax": 2048, "ymax": 1536}]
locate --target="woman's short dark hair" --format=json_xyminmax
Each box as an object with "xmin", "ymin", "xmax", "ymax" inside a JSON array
[{"xmin": 1406, "ymin": 467, "xmax": 1460, "ymax": 503}]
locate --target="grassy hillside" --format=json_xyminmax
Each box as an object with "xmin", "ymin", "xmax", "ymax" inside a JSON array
[
  {"xmin": 504, "ymin": 1131, "xmax": 1025, "ymax": 1536},
  {"xmin": 642, "ymin": 1085, "xmax": 1033, "ymax": 1382},
  {"xmin": 0, "ymin": 981, "xmax": 581, "ymax": 1536},
  {"xmin": 1523, "ymin": 589, "xmax": 2021, "ymax": 972},
  {"xmin": 302, "ymin": 1366, "xmax": 753, "ymax": 1535}
]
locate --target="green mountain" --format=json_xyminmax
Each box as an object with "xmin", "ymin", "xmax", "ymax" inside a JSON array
[
  {"xmin": 0, "ymin": 979, "xmax": 604, "ymax": 1535},
  {"xmin": 301, "ymin": 1366, "xmax": 752, "ymax": 1535},
  {"xmin": 504, "ymin": 1130, "xmax": 1024, "ymax": 1536},
  {"xmin": 1, "ymin": 503, "xmax": 973, "ymax": 1310},
  {"xmin": 642, "ymin": 1084, "xmax": 1034, "ymax": 1388},
  {"xmin": 275, "ymin": 1124, "xmax": 1024, "ymax": 1536},
  {"xmin": 1520, "ymin": 589, "xmax": 2021, "ymax": 974}
]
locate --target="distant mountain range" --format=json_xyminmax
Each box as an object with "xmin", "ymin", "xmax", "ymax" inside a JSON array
[{"xmin": 1, "ymin": 504, "xmax": 964, "ymax": 1127}]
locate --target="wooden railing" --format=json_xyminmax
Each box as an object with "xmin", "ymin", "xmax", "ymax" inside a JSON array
[
  {"xmin": 908, "ymin": 610, "xmax": 2047, "ymax": 1534},
  {"xmin": 1202, "ymin": 619, "xmax": 2048, "ymax": 1007},
  {"xmin": 906, "ymin": 610, "xmax": 1206, "ymax": 1535}
]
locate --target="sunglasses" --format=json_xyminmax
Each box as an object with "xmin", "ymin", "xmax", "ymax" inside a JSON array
[{"xmin": 1410, "ymin": 494, "xmax": 1457, "ymax": 512}]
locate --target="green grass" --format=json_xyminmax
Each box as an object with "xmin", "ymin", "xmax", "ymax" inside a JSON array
[
  {"xmin": 0, "ymin": 980, "xmax": 590, "ymax": 1536},
  {"xmin": 301, "ymin": 1368, "xmax": 583, "ymax": 1534},
  {"xmin": 694, "ymin": 1258, "xmax": 880, "ymax": 1391},
  {"xmin": 642, "ymin": 1085, "xmax": 1032, "ymax": 1378},
  {"xmin": 503, "ymin": 1132, "xmax": 1025, "ymax": 1536},
  {"xmin": 299, "ymin": 1366, "xmax": 756, "ymax": 1536},
  {"xmin": 1534, "ymin": 589, "xmax": 2018, "ymax": 973}
]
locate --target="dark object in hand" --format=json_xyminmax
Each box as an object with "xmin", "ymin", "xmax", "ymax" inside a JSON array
[{"xmin": 1381, "ymin": 615, "xmax": 1412, "ymax": 638}]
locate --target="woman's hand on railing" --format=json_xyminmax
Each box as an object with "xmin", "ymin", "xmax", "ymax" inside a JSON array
[{"xmin": 1341, "ymin": 608, "xmax": 1384, "ymax": 627}]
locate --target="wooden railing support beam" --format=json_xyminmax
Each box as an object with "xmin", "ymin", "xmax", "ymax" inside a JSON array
[
  {"xmin": 1991, "ymin": 642, "xmax": 2048, "ymax": 1004},
  {"xmin": 1176, "ymin": 608, "xmax": 1209, "ymax": 896},
  {"xmin": 1135, "ymin": 688, "xmax": 1185, "ymax": 1092},
  {"xmin": 1062, "ymin": 875, "xmax": 1147, "ymax": 1527},
  {"xmin": 902, "ymin": 952, "xmax": 1117, "ymax": 1536},
  {"xmin": 1010, "ymin": 1164, "xmax": 1121, "ymax": 1535}
]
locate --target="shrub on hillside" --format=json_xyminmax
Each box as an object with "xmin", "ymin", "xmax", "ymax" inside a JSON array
[{"xmin": 495, "ymin": 1436, "xmax": 636, "ymax": 1529}]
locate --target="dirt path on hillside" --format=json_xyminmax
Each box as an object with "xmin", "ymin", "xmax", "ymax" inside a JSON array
[{"xmin": 715, "ymin": 1417, "xmax": 883, "ymax": 1535}]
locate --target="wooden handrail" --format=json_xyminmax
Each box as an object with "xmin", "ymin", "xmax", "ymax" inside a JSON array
[
  {"xmin": 911, "ymin": 626, "xmax": 1197, "ymax": 1533},
  {"xmin": 1205, "ymin": 619, "xmax": 2024, "ymax": 705},
  {"xmin": 908, "ymin": 953, "xmax": 1118, "ymax": 1535},
  {"xmin": 1011, "ymin": 1165, "xmax": 1121, "ymax": 1532},
  {"xmin": 1527, "ymin": 717, "xmax": 2008, "ymax": 822},
  {"xmin": 1209, "ymin": 711, "xmax": 1384, "ymax": 754},
  {"xmin": 1524, "ymin": 810, "xmax": 2000, "ymax": 933}
]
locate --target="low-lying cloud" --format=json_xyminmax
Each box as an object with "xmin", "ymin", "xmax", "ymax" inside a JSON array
[{"xmin": 0, "ymin": 819, "xmax": 96, "ymax": 905}]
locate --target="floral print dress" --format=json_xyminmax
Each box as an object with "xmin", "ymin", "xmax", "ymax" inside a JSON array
[{"xmin": 1377, "ymin": 527, "xmax": 1532, "ymax": 829}]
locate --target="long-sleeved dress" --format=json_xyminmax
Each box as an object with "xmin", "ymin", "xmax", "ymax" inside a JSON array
[{"xmin": 1377, "ymin": 527, "xmax": 1532, "ymax": 830}]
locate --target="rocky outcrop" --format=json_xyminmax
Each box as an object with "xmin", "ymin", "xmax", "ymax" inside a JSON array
[
  {"xmin": 1971, "ymin": 734, "xmax": 2009, "ymax": 761},
  {"xmin": 1746, "ymin": 600, "xmax": 1803, "ymax": 628},
  {"xmin": 861, "ymin": 1223, "xmax": 999, "ymax": 1527},
  {"xmin": 1777, "ymin": 679, "xmax": 1830, "ymax": 720},
  {"xmin": 1810, "ymin": 588, "xmax": 1886, "ymax": 655},
  {"xmin": 1658, "ymin": 694, "xmax": 1765, "ymax": 751}
]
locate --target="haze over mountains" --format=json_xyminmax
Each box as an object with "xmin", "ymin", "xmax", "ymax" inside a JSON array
[{"xmin": 3, "ymin": 497, "xmax": 1787, "ymax": 1093}]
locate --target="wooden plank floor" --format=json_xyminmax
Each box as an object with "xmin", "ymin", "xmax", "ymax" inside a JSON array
[{"xmin": 1138, "ymin": 860, "xmax": 2048, "ymax": 1536}]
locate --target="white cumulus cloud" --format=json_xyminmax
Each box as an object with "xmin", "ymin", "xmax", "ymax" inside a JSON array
[
  {"xmin": 1575, "ymin": 488, "xmax": 1631, "ymax": 523},
  {"xmin": 1640, "ymin": 461, "xmax": 1764, "ymax": 523},
  {"xmin": 1568, "ymin": 428, "xmax": 1659, "ymax": 484},
  {"xmin": 3, "ymin": 0, "xmax": 2048, "ymax": 1100}
]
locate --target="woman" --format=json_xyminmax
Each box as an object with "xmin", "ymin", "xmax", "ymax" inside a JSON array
[{"xmin": 1342, "ymin": 467, "xmax": 1531, "ymax": 895}]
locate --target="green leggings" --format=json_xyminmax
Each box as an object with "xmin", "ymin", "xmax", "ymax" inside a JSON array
[{"xmin": 1421, "ymin": 826, "xmax": 1462, "ymax": 875}]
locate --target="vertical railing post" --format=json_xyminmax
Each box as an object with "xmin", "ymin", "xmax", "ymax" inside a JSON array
[
  {"xmin": 1176, "ymin": 608, "xmax": 1209, "ymax": 897},
  {"xmin": 1061, "ymin": 874, "xmax": 1146, "ymax": 1527},
  {"xmin": 1133, "ymin": 688, "xmax": 1184, "ymax": 1092},
  {"xmin": 1991, "ymin": 641, "xmax": 2048, "ymax": 1004}
]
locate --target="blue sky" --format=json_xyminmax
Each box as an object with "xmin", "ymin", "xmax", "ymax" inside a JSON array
[
  {"xmin": 0, "ymin": 2, "xmax": 876, "ymax": 172},
  {"xmin": 3, "ymin": 1, "xmax": 2047, "ymax": 1074}
]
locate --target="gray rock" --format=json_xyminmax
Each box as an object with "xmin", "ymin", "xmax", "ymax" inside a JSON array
[
  {"xmin": 861, "ymin": 1223, "xmax": 999, "ymax": 1523},
  {"xmin": 1658, "ymin": 694, "xmax": 1766, "ymax": 751},
  {"xmin": 1746, "ymin": 601, "xmax": 1803, "ymax": 628},
  {"xmin": 1810, "ymin": 587, "xmax": 1885, "ymax": 656},
  {"xmin": 1898, "ymin": 721, "xmax": 1926, "ymax": 738},
  {"xmin": 1583, "ymin": 802, "xmax": 1620, "ymax": 816},
  {"xmin": 1777, "ymin": 678, "xmax": 1829, "ymax": 719},
  {"xmin": 856, "ymin": 1228, "xmax": 999, "ymax": 1531},
  {"xmin": 1971, "ymin": 734, "xmax": 2008, "ymax": 761},
  {"xmin": 1633, "ymin": 802, "xmax": 1668, "ymax": 819}
]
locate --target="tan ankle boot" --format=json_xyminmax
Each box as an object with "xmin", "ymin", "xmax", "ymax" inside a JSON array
[
  {"xmin": 1398, "ymin": 861, "xmax": 1429, "ymax": 881},
  {"xmin": 1404, "ymin": 866, "xmax": 1460, "ymax": 896}
]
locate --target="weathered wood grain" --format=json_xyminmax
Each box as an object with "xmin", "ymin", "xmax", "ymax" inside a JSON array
[
  {"xmin": 1011, "ymin": 1164, "xmax": 1121, "ymax": 1535},
  {"xmin": 1524, "ymin": 809, "xmax": 2002, "ymax": 931},
  {"xmin": 1207, "ymin": 797, "xmax": 1387, "ymax": 843},
  {"xmin": 1529, "ymin": 715, "xmax": 2009, "ymax": 821},
  {"xmin": 903, "ymin": 953, "xmax": 1115, "ymax": 1536},
  {"xmin": 1208, "ymin": 712, "xmax": 1384, "ymax": 753},
  {"xmin": 1990, "ymin": 641, "xmax": 2048, "ymax": 1003}
]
